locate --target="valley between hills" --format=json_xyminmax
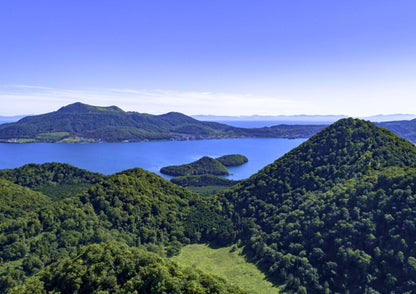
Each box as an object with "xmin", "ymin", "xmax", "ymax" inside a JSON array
[{"xmin": 1, "ymin": 117, "xmax": 416, "ymax": 293}]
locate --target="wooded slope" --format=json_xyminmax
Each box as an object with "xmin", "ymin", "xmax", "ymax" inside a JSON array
[{"xmin": 218, "ymin": 118, "xmax": 416, "ymax": 293}]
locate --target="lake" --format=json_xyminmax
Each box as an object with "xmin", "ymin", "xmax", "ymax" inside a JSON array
[{"xmin": 0, "ymin": 138, "xmax": 305, "ymax": 180}]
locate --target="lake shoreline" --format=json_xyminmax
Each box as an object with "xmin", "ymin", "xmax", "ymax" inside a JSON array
[
  {"xmin": 0, "ymin": 134, "xmax": 309, "ymax": 144},
  {"xmin": 0, "ymin": 138, "xmax": 306, "ymax": 179}
]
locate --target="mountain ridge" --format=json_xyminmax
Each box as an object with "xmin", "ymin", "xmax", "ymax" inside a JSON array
[
  {"xmin": 2, "ymin": 102, "xmax": 416, "ymax": 143},
  {"xmin": 0, "ymin": 102, "xmax": 326, "ymax": 142}
]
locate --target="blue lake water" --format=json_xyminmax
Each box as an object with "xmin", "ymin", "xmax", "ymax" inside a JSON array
[{"xmin": 0, "ymin": 138, "xmax": 305, "ymax": 180}]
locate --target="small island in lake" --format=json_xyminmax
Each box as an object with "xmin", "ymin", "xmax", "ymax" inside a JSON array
[
  {"xmin": 216, "ymin": 154, "xmax": 249, "ymax": 166},
  {"xmin": 160, "ymin": 154, "xmax": 248, "ymax": 177},
  {"xmin": 160, "ymin": 154, "xmax": 248, "ymax": 195},
  {"xmin": 160, "ymin": 156, "xmax": 229, "ymax": 176}
]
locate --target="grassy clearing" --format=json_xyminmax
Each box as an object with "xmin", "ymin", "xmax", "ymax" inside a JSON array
[{"xmin": 172, "ymin": 244, "xmax": 284, "ymax": 294}]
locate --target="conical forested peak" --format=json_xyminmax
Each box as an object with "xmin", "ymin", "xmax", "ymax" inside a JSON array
[
  {"xmin": 225, "ymin": 118, "xmax": 416, "ymax": 202},
  {"xmin": 218, "ymin": 118, "xmax": 416, "ymax": 293},
  {"xmin": 278, "ymin": 118, "xmax": 416, "ymax": 178},
  {"xmin": 294, "ymin": 117, "xmax": 416, "ymax": 170},
  {"xmin": 309, "ymin": 117, "xmax": 388, "ymax": 145}
]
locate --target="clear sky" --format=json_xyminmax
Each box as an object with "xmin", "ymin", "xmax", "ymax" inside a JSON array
[{"xmin": 1, "ymin": 0, "xmax": 416, "ymax": 116}]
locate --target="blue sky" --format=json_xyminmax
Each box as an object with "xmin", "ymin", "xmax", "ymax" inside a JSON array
[{"xmin": 1, "ymin": 1, "xmax": 416, "ymax": 116}]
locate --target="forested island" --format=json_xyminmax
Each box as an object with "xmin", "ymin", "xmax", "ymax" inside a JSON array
[
  {"xmin": 0, "ymin": 102, "xmax": 325, "ymax": 143},
  {"xmin": 160, "ymin": 154, "xmax": 247, "ymax": 195},
  {"xmin": 216, "ymin": 154, "xmax": 248, "ymax": 166},
  {"xmin": 1, "ymin": 102, "xmax": 416, "ymax": 144},
  {"xmin": 160, "ymin": 156, "xmax": 230, "ymax": 176},
  {"xmin": 160, "ymin": 154, "xmax": 248, "ymax": 177},
  {"xmin": 1, "ymin": 118, "xmax": 416, "ymax": 293}
]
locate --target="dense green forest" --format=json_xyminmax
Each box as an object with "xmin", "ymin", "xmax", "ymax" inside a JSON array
[
  {"xmin": 1, "ymin": 118, "xmax": 416, "ymax": 293},
  {"xmin": 160, "ymin": 156, "xmax": 230, "ymax": 176},
  {"xmin": 161, "ymin": 155, "xmax": 246, "ymax": 195},
  {"xmin": 216, "ymin": 154, "xmax": 248, "ymax": 166},
  {"xmin": 171, "ymin": 174, "xmax": 240, "ymax": 187},
  {"xmin": 9, "ymin": 242, "xmax": 246, "ymax": 294},
  {"xmin": 0, "ymin": 178, "xmax": 51, "ymax": 222},
  {"xmin": 162, "ymin": 155, "xmax": 246, "ymax": 196},
  {"xmin": 217, "ymin": 119, "xmax": 416, "ymax": 293},
  {"xmin": 170, "ymin": 174, "xmax": 240, "ymax": 196},
  {"xmin": 0, "ymin": 102, "xmax": 325, "ymax": 142},
  {"xmin": 0, "ymin": 165, "xmax": 235, "ymax": 292},
  {"xmin": 0, "ymin": 162, "xmax": 105, "ymax": 200}
]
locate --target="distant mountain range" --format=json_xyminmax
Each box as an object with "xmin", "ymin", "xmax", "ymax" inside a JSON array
[
  {"xmin": 377, "ymin": 120, "xmax": 416, "ymax": 143},
  {"xmin": 0, "ymin": 102, "xmax": 325, "ymax": 143},
  {"xmin": 193, "ymin": 113, "xmax": 416, "ymax": 123},
  {"xmin": 0, "ymin": 115, "xmax": 26, "ymax": 125},
  {"xmin": 1, "ymin": 102, "xmax": 416, "ymax": 143}
]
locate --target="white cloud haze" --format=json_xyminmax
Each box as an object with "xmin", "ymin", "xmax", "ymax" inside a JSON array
[{"xmin": 1, "ymin": 83, "xmax": 415, "ymax": 117}]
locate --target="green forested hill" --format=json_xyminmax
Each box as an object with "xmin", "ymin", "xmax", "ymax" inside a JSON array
[
  {"xmin": 0, "ymin": 167, "xmax": 234, "ymax": 292},
  {"xmin": 0, "ymin": 162, "xmax": 106, "ymax": 200},
  {"xmin": 0, "ymin": 102, "xmax": 325, "ymax": 142},
  {"xmin": 10, "ymin": 242, "xmax": 246, "ymax": 294},
  {"xmin": 218, "ymin": 118, "xmax": 416, "ymax": 293},
  {"xmin": 170, "ymin": 174, "xmax": 240, "ymax": 196},
  {"xmin": 171, "ymin": 174, "xmax": 240, "ymax": 187},
  {"xmin": 0, "ymin": 178, "xmax": 51, "ymax": 222}
]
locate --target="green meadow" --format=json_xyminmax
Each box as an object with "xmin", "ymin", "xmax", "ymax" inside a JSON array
[{"xmin": 172, "ymin": 244, "xmax": 283, "ymax": 294}]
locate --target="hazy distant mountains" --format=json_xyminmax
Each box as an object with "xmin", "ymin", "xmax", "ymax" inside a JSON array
[
  {"xmin": 196, "ymin": 114, "xmax": 416, "ymax": 143},
  {"xmin": 0, "ymin": 102, "xmax": 325, "ymax": 143},
  {"xmin": 193, "ymin": 113, "xmax": 416, "ymax": 124},
  {"xmin": 377, "ymin": 119, "xmax": 416, "ymax": 143},
  {"xmin": 0, "ymin": 115, "xmax": 26, "ymax": 125}
]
